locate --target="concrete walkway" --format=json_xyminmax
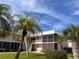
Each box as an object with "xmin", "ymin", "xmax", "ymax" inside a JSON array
[{"xmin": 31, "ymin": 51, "xmax": 44, "ymax": 54}]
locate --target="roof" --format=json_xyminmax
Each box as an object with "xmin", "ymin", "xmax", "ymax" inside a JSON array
[
  {"xmin": 42, "ymin": 30, "xmax": 55, "ymax": 35},
  {"xmin": 31, "ymin": 30, "xmax": 55, "ymax": 37}
]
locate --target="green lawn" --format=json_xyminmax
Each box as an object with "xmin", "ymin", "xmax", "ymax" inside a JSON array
[
  {"xmin": 68, "ymin": 54, "xmax": 73, "ymax": 59},
  {"xmin": 0, "ymin": 52, "xmax": 46, "ymax": 59},
  {"xmin": 0, "ymin": 52, "xmax": 73, "ymax": 59}
]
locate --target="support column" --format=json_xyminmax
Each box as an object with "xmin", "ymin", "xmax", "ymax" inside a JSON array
[
  {"xmin": 13, "ymin": 42, "xmax": 15, "ymax": 51},
  {"xmin": 1, "ymin": 42, "xmax": 4, "ymax": 48},
  {"xmin": 9, "ymin": 42, "xmax": 12, "ymax": 51},
  {"xmin": 53, "ymin": 34, "xmax": 54, "ymax": 51}
]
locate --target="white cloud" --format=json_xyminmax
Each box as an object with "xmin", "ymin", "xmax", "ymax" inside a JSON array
[
  {"xmin": 0, "ymin": 0, "xmax": 76, "ymax": 25},
  {"xmin": 72, "ymin": 10, "xmax": 79, "ymax": 15},
  {"xmin": 24, "ymin": 0, "xmax": 75, "ymax": 24},
  {"xmin": 72, "ymin": 0, "xmax": 79, "ymax": 8},
  {"xmin": 40, "ymin": 20, "xmax": 53, "ymax": 26},
  {"xmin": 67, "ymin": 0, "xmax": 79, "ymax": 15},
  {"xmin": 53, "ymin": 24, "xmax": 65, "ymax": 30},
  {"xmin": 19, "ymin": 0, "xmax": 75, "ymax": 24},
  {"xmin": 20, "ymin": 0, "xmax": 38, "ymax": 9}
]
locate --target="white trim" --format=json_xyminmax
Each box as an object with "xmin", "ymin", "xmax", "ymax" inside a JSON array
[
  {"xmin": 32, "ymin": 30, "xmax": 55, "ymax": 36},
  {"xmin": 0, "ymin": 39, "xmax": 20, "ymax": 43},
  {"xmin": 33, "ymin": 42, "xmax": 58, "ymax": 44}
]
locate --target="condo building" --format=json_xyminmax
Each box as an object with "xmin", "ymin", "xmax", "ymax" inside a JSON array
[{"xmin": 0, "ymin": 30, "xmax": 61, "ymax": 52}]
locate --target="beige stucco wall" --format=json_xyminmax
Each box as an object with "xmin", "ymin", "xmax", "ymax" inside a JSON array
[
  {"xmin": 42, "ymin": 43, "xmax": 54, "ymax": 52},
  {"xmin": 32, "ymin": 42, "xmax": 61, "ymax": 52},
  {"xmin": 42, "ymin": 42, "xmax": 61, "ymax": 52}
]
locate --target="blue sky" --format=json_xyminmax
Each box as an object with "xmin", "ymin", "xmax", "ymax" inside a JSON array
[{"xmin": 0, "ymin": 0, "xmax": 79, "ymax": 32}]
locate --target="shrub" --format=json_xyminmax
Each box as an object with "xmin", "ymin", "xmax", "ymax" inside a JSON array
[{"xmin": 45, "ymin": 50, "xmax": 67, "ymax": 59}]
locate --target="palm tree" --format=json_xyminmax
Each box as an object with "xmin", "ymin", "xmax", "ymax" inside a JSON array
[
  {"xmin": 63, "ymin": 25, "xmax": 79, "ymax": 59},
  {"xmin": 0, "ymin": 4, "xmax": 12, "ymax": 37},
  {"xmin": 15, "ymin": 16, "xmax": 42, "ymax": 59},
  {"xmin": 55, "ymin": 34, "xmax": 64, "ymax": 50}
]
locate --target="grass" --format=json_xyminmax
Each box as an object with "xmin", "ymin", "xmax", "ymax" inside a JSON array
[
  {"xmin": 0, "ymin": 52, "xmax": 46, "ymax": 59},
  {"xmin": 68, "ymin": 54, "xmax": 73, "ymax": 59},
  {"xmin": 0, "ymin": 52, "xmax": 73, "ymax": 59}
]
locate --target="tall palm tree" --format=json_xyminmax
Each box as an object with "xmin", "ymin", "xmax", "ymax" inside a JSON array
[
  {"xmin": 63, "ymin": 25, "xmax": 79, "ymax": 59},
  {"xmin": 15, "ymin": 16, "xmax": 42, "ymax": 59},
  {"xmin": 0, "ymin": 4, "xmax": 12, "ymax": 37}
]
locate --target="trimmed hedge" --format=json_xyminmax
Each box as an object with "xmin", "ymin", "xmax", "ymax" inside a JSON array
[{"xmin": 45, "ymin": 50, "xmax": 67, "ymax": 59}]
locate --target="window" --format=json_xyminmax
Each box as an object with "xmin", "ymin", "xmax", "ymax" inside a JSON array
[
  {"xmin": 48, "ymin": 35, "xmax": 53, "ymax": 42},
  {"xmin": 14, "ymin": 43, "xmax": 20, "ymax": 51},
  {"xmin": 3, "ymin": 42, "xmax": 10, "ymax": 49},
  {"xmin": 11, "ymin": 43, "xmax": 15, "ymax": 49},
  {"xmin": 43, "ymin": 36, "xmax": 47, "ymax": 42}
]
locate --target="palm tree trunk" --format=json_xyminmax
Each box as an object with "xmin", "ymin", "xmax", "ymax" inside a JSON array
[
  {"xmin": 15, "ymin": 35, "xmax": 24, "ymax": 59},
  {"xmin": 72, "ymin": 41, "xmax": 79, "ymax": 59},
  {"xmin": 24, "ymin": 37, "xmax": 29, "ymax": 56},
  {"xmin": 15, "ymin": 29, "xmax": 27, "ymax": 59},
  {"xmin": 58, "ymin": 40, "xmax": 63, "ymax": 50}
]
